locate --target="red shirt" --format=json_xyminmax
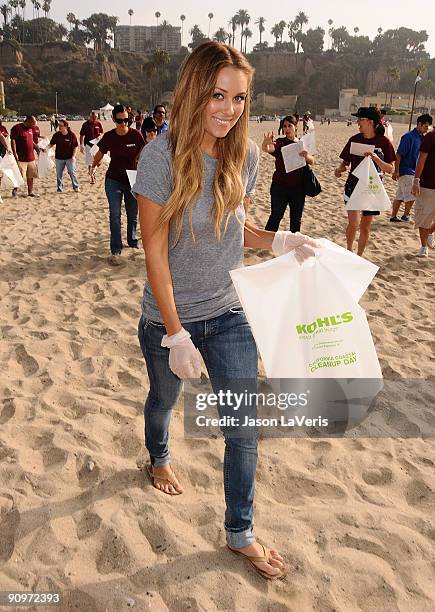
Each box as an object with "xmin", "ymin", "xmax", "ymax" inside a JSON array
[
  {"xmin": 420, "ymin": 131, "xmax": 435, "ymax": 190},
  {"xmin": 98, "ymin": 128, "xmax": 144, "ymax": 185},
  {"xmin": 80, "ymin": 120, "xmax": 104, "ymax": 146},
  {"xmin": 270, "ymin": 137, "xmax": 304, "ymax": 188},
  {"xmin": 11, "ymin": 123, "xmax": 36, "ymax": 162},
  {"xmin": 50, "ymin": 130, "xmax": 79, "ymax": 160}
]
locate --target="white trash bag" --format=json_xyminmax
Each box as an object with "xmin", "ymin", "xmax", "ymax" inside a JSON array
[
  {"xmin": 37, "ymin": 151, "xmax": 55, "ymax": 178},
  {"xmin": 230, "ymin": 239, "xmax": 382, "ymax": 380},
  {"xmin": 0, "ymin": 153, "xmax": 25, "ymax": 188},
  {"xmin": 345, "ymin": 156, "xmax": 391, "ymax": 211}
]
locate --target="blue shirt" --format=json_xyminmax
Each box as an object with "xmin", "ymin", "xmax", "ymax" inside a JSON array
[
  {"xmin": 397, "ymin": 128, "xmax": 423, "ymax": 176},
  {"xmin": 157, "ymin": 121, "xmax": 169, "ymax": 135}
]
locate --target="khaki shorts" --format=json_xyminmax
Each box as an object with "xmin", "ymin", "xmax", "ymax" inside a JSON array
[
  {"xmin": 395, "ymin": 175, "xmax": 415, "ymax": 202},
  {"xmin": 17, "ymin": 160, "xmax": 38, "ymax": 179},
  {"xmin": 414, "ymin": 187, "xmax": 435, "ymax": 229}
]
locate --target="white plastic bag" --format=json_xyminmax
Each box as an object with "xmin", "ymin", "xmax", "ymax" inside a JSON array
[
  {"xmin": 345, "ymin": 156, "xmax": 391, "ymax": 211},
  {"xmin": 0, "ymin": 153, "xmax": 25, "ymax": 188},
  {"xmin": 37, "ymin": 150, "xmax": 55, "ymax": 178},
  {"xmin": 385, "ymin": 123, "xmax": 394, "ymax": 143},
  {"xmin": 230, "ymin": 239, "xmax": 382, "ymax": 379}
]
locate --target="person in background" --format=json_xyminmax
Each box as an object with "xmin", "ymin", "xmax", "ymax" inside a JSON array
[
  {"xmin": 140, "ymin": 117, "xmax": 158, "ymax": 144},
  {"xmin": 335, "ymin": 107, "xmax": 395, "ymax": 256},
  {"xmin": 46, "ymin": 119, "xmax": 80, "ymax": 193},
  {"xmin": 135, "ymin": 109, "xmax": 143, "ymax": 131},
  {"xmin": 390, "ymin": 114, "xmax": 432, "ymax": 222},
  {"xmin": 411, "ymin": 125, "xmax": 435, "ymax": 256},
  {"xmin": 79, "ymin": 111, "xmax": 104, "ymax": 184},
  {"xmin": 49, "ymin": 114, "xmax": 56, "ymax": 132},
  {"xmin": 153, "ymin": 105, "xmax": 169, "ymax": 134},
  {"xmin": 0, "ymin": 120, "xmax": 12, "ymax": 203},
  {"xmin": 263, "ymin": 114, "xmax": 314, "ymax": 233},
  {"xmin": 10, "ymin": 115, "xmax": 40, "ymax": 198},
  {"xmin": 127, "ymin": 106, "xmax": 135, "ymax": 127},
  {"xmin": 91, "ymin": 104, "xmax": 144, "ymax": 265}
]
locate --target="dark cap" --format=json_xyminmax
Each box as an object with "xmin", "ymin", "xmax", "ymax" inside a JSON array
[{"xmin": 351, "ymin": 107, "xmax": 381, "ymax": 123}]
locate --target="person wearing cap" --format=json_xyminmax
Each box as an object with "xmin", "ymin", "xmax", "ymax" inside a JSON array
[
  {"xmin": 411, "ymin": 125, "xmax": 435, "ymax": 257},
  {"xmin": 391, "ymin": 114, "xmax": 432, "ymax": 223},
  {"xmin": 334, "ymin": 107, "xmax": 396, "ymax": 256}
]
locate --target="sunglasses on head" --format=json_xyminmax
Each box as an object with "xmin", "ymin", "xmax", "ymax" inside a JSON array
[{"xmin": 114, "ymin": 117, "xmax": 129, "ymax": 124}]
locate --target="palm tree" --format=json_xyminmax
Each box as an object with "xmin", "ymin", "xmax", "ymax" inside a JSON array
[
  {"xmin": 42, "ymin": 0, "xmax": 50, "ymax": 19},
  {"xmin": 180, "ymin": 14, "xmax": 185, "ymax": 44},
  {"xmin": 128, "ymin": 9, "xmax": 133, "ymax": 26},
  {"xmin": 66, "ymin": 12, "xmax": 75, "ymax": 31},
  {"xmin": 255, "ymin": 16, "xmax": 265, "ymax": 44},
  {"xmin": 9, "ymin": 0, "xmax": 18, "ymax": 21},
  {"xmin": 377, "ymin": 27, "xmax": 382, "ymax": 35},
  {"xmin": 159, "ymin": 19, "xmax": 170, "ymax": 50},
  {"xmin": 386, "ymin": 65, "xmax": 400, "ymax": 106},
  {"xmin": 277, "ymin": 20, "xmax": 286, "ymax": 43},
  {"xmin": 271, "ymin": 23, "xmax": 280, "ymax": 46},
  {"xmin": 235, "ymin": 9, "xmax": 249, "ymax": 52},
  {"xmin": 295, "ymin": 11, "xmax": 308, "ymax": 35},
  {"xmin": 243, "ymin": 27, "xmax": 252, "ymax": 53},
  {"xmin": 288, "ymin": 19, "xmax": 298, "ymax": 46},
  {"xmin": 228, "ymin": 15, "xmax": 238, "ymax": 47},
  {"xmin": 0, "ymin": 3, "xmax": 11, "ymax": 25},
  {"xmin": 207, "ymin": 12, "xmax": 213, "ymax": 38},
  {"xmin": 214, "ymin": 27, "xmax": 227, "ymax": 43},
  {"xmin": 155, "ymin": 11, "xmax": 160, "ymax": 27},
  {"xmin": 354, "ymin": 27, "xmax": 359, "ymax": 35}
]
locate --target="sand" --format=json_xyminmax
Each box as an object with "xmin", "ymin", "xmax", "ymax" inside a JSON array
[{"xmin": 0, "ymin": 121, "xmax": 433, "ymax": 612}]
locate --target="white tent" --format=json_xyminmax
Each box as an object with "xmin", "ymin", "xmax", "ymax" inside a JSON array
[{"xmin": 98, "ymin": 103, "xmax": 114, "ymax": 120}]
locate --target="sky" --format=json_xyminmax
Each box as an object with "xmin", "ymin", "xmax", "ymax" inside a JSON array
[{"xmin": 49, "ymin": 0, "xmax": 435, "ymax": 57}]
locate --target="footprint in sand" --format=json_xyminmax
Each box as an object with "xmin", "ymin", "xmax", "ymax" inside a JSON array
[
  {"xmin": 405, "ymin": 479, "xmax": 434, "ymax": 511},
  {"xmin": 95, "ymin": 527, "xmax": 133, "ymax": 574},
  {"xmin": 93, "ymin": 306, "xmax": 121, "ymax": 319},
  {"xmin": 74, "ymin": 510, "xmax": 102, "ymax": 540},
  {"xmin": 15, "ymin": 344, "xmax": 39, "ymax": 376},
  {"xmin": 0, "ymin": 398, "xmax": 15, "ymax": 424},
  {"xmin": 362, "ymin": 467, "xmax": 393, "ymax": 486},
  {"xmin": 0, "ymin": 495, "xmax": 20, "ymax": 563}
]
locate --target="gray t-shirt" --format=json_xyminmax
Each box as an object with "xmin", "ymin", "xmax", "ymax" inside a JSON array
[{"xmin": 133, "ymin": 133, "xmax": 259, "ymax": 323}]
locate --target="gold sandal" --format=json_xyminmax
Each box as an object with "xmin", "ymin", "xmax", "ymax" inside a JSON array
[
  {"xmin": 227, "ymin": 543, "xmax": 286, "ymax": 580},
  {"xmin": 146, "ymin": 464, "xmax": 183, "ymax": 496}
]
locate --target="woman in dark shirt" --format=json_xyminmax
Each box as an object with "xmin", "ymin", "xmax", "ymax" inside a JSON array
[
  {"xmin": 263, "ymin": 114, "xmax": 314, "ymax": 232},
  {"xmin": 335, "ymin": 106, "xmax": 395, "ymax": 256},
  {"xmin": 91, "ymin": 104, "xmax": 144, "ymax": 265},
  {"xmin": 47, "ymin": 120, "xmax": 80, "ymax": 193}
]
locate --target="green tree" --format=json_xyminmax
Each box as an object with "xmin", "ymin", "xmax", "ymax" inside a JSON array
[
  {"xmin": 255, "ymin": 16, "xmax": 265, "ymax": 44},
  {"xmin": 189, "ymin": 24, "xmax": 207, "ymax": 49},
  {"xmin": 207, "ymin": 12, "xmax": 213, "ymax": 38},
  {"xmin": 331, "ymin": 26, "xmax": 350, "ymax": 53},
  {"xmin": 228, "ymin": 15, "xmax": 238, "ymax": 47},
  {"xmin": 214, "ymin": 27, "xmax": 228, "ymax": 43},
  {"xmin": 128, "ymin": 9, "xmax": 133, "ymax": 26},
  {"xmin": 271, "ymin": 23, "xmax": 280, "ymax": 46},
  {"xmin": 243, "ymin": 27, "xmax": 252, "ymax": 53},
  {"xmin": 42, "ymin": 0, "xmax": 50, "ymax": 18},
  {"xmin": 180, "ymin": 14, "xmax": 185, "ymax": 44},
  {"xmin": 300, "ymin": 27, "xmax": 325, "ymax": 55},
  {"xmin": 82, "ymin": 13, "xmax": 118, "ymax": 52},
  {"xmin": 386, "ymin": 65, "xmax": 400, "ymax": 106},
  {"xmin": 0, "ymin": 3, "xmax": 11, "ymax": 25},
  {"xmin": 235, "ymin": 9, "xmax": 249, "ymax": 51}
]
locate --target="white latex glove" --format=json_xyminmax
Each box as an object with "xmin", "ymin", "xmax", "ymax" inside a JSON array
[
  {"xmin": 161, "ymin": 328, "xmax": 202, "ymax": 379},
  {"xmin": 272, "ymin": 231, "xmax": 320, "ymax": 264}
]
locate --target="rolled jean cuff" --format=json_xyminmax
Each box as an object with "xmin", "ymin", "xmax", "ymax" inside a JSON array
[
  {"xmin": 225, "ymin": 526, "xmax": 255, "ymax": 548},
  {"xmin": 150, "ymin": 454, "xmax": 171, "ymax": 468}
]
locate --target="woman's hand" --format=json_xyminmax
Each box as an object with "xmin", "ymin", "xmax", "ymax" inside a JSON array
[
  {"xmin": 299, "ymin": 150, "xmax": 308, "ymax": 159},
  {"xmin": 161, "ymin": 328, "xmax": 202, "ymax": 379},
  {"xmin": 334, "ymin": 167, "xmax": 343, "ymax": 178},
  {"xmin": 262, "ymin": 131, "xmax": 275, "ymax": 153},
  {"xmin": 272, "ymin": 231, "xmax": 320, "ymax": 264},
  {"xmin": 412, "ymin": 177, "xmax": 421, "ymax": 197}
]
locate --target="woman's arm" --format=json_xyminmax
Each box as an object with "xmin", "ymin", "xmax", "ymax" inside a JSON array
[
  {"xmin": 300, "ymin": 150, "xmax": 314, "ymax": 165},
  {"xmin": 0, "ymin": 133, "xmax": 11, "ymax": 153},
  {"xmin": 138, "ymin": 195, "xmax": 182, "ymax": 335},
  {"xmin": 334, "ymin": 160, "xmax": 349, "ymax": 177},
  {"xmin": 365, "ymin": 151, "xmax": 394, "ymax": 174},
  {"xmin": 91, "ymin": 150, "xmax": 104, "ymax": 169}
]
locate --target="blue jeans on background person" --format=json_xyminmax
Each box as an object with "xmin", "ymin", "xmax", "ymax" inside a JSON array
[
  {"xmin": 55, "ymin": 158, "xmax": 79, "ymax": 192},
  {"xmin": 138, "ymin": 308, "xmax": 259, "ymax": 549},
  {"xmin": 265, "ymin": 182, "xmax": 306, "ymax": 233},
  {"xmin": 104, "ymin": 177, "xmax": 138, "ymax": 254}
]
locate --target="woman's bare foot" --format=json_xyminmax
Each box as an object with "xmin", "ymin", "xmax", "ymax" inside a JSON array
[
  {"xmin": 228, "ymin": 542, "xmax": 285, "ymax": 578},
  {"xmin": 147, "ymin": 464, "xmax": 184, "ymax": 495}
]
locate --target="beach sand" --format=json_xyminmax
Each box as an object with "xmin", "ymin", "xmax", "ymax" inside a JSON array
[{"xmin": 0, "ymin": 121, "xmax": 433, "ymax": 611}]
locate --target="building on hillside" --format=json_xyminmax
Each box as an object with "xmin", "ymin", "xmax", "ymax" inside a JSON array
[{"xmin": 114, "ymin": 25, "xmax": 181, "ymax": 54}]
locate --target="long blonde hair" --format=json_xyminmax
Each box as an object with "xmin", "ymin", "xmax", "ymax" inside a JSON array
[{"xmin": 159, "ymin": 41, "xmax": 254, "ymax": 241}]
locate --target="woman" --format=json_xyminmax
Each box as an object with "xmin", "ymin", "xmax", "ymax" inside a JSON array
[
  {"xmin": 335, "ymin": 107, "xmax": 396, "ymax": 256},
  {"xmin": 133, "ymin": 41, "xmax": 318, "ymax": 581},
  {"xmin": 135, "ymin": 109, "xmax": 143, "ymax": 131},
  {"xmin": 263, "ymin": 115, "xmax": 314, "ymax": 232},
  {"xmin": 140, "ymin": 117, "xmax": 158, "ymax": 144},
  {"xmin": 91, "ymin": 105, "xmax": 144, "ymax": 265},
  {"xmin": 47, "ymin": 119, "xmax": 80, "ymax": 193}
]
